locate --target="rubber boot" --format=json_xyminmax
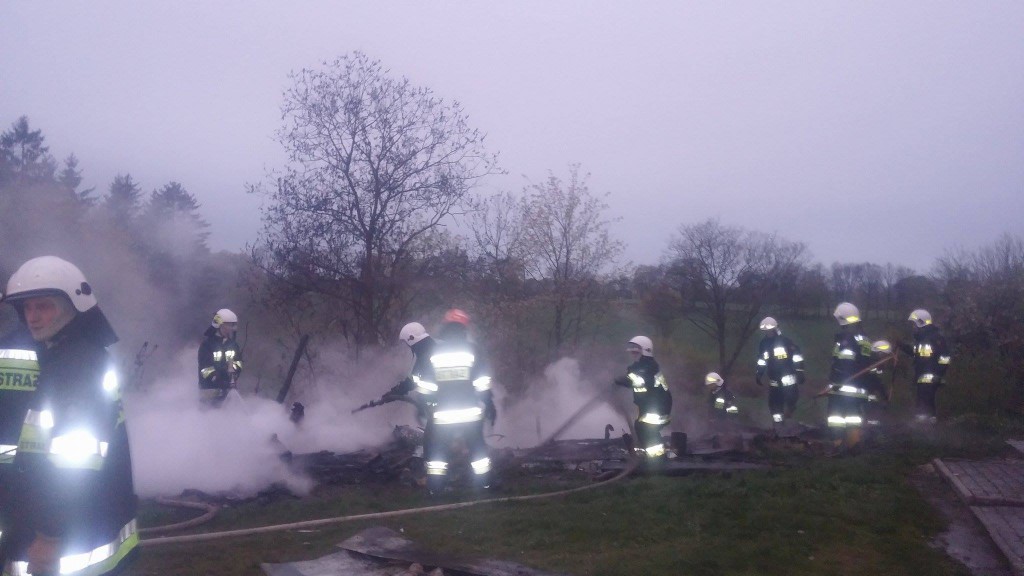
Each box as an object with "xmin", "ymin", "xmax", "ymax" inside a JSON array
[{"xmin": 427, "ymin": 474, "xmax": 446, "ymax": 496}]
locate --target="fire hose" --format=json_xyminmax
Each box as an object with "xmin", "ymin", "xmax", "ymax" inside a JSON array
[
  {"xmin": 814, "ymin": 352, "xmax": 900, "ymax": 398},
  {"xmin": 139, "ymin": 388, "xmax": 635, "ymax": 547}
]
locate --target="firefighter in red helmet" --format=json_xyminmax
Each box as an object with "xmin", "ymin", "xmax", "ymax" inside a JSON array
[{"xmin": 422, "ymin": 309, "xmax": 496, "ymax": 493}]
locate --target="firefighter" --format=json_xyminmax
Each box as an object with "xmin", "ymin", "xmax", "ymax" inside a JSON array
[
  {"xmin": 384, "ymin": 322, "xmax": 437, "ymax": 424},
  {"xmin": 422, "ymin": 309, "xmax": 495, "ymax": 493},
  {"xmin": 0, "ymin": 256, "xmax": 137, "ymax": 576},
  {"xmin": 0, "ymin": 323, "xmax": 39, "ymax": 575},
  {"xmin": 705, "ymin": 372, "xmax": 738, "ymax": 426},
  {"xmin": 898, "ymin": 309, "xmax": 951, "ymax": 424},
  {"xmin": 862, "ymin": 340, "xmax": 894, "ymax": 428},
  {"xmin": 824, "ymin": 302, "xmax": 874, "ymax": 450},
  {"xmin": 198, "ymin": 308, "xmax": 242, "ymax": 407},
  {"xmin": 614, "ymin": 335, "xmax": 672, "ymax": 464},
  {"xmin": 755, "ymin": 316, "xmax": 805, "ymax": 427}
]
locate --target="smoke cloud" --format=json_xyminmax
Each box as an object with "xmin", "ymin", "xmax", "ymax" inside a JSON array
[
  {"xmin": 494, "ymin": 357, "xmax": 634, "ymax": 448},
  {"xmin": 125, "ymin": 345, "xmax": 422, "ymax": 498}
]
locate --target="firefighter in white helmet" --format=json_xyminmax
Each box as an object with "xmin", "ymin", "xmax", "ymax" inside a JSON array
[
  {"xmin": 755, "ymin": 316, "xmax": 805, "ymax": 427},
  {"xmin": 383, "ymin": 322, "xmax": 436, "ymax": 423},
  {"xmin": 198, "ymin": 308, "xmax": 242, "ymax": 407},
  {"xmin": 0, "ymin": 256, "xmax": 137, "ymax": 576},
  {"xmin": 897, "ymin": 309, "xmax": 951, "ymax": 424},
  {"xmin": 614, "ymin": 335, "xmax": 672, "ymax": 465},
  {"xmin": 823, "ymin": 302, "xmax": 874, "ymax": 450},
  {"xmin": 705, "ymin": 372, "xmax": 738, "ymax": 430},
  {"xmin": 0, "ymin": 313, "xmax": 39, "ymax": 574}
]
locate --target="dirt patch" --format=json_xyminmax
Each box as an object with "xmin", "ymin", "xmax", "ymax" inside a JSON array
[{"xmin": 912, "ymin": 462, "xmax": 1013, "ymax": 576}]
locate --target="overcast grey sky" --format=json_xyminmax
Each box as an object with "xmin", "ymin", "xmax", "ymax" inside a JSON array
[{"xmin": 2, "ymin": 1, "xmax": 1021, "ymax": 272}]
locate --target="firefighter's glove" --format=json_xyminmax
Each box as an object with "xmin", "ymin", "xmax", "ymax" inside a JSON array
[
  {"xmin": 484, "ymin": 401, "xmax": 497, "ymax": 427},
  {"xmin": 613, "ymin": 375, "xmax": 630, "ymax": 388},
  {"xmin": 390, "ymin": 377, "xmax": 414, "ymax": 397}
]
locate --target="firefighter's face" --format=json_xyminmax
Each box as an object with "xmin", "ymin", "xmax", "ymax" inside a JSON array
[
  {"xmin": 627, "ymin": 345, "xmax": 642, "ymax": 359},
  {"xmin": 23, "ymin": 295, "xmax": 74, "ymax": 341},
  {"xmin": 218, "ymin": 322, "xmax": 237, "ymax": 338}
]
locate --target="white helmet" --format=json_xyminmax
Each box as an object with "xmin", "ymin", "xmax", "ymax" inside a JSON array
[
  {"xmin": 627, "ymin": 335, "xmax": 654, "ymax": 356},
  {"xmin": 908, "ymin": 309, "xmax": 932, "ymax": 328},
  {"xmin": 759, "ymin": 316, "xmax": 778, "ymax": 331},
  {"xmin": 3, "ymin": 256, "xmax": 97, "ymax": 312},
  {"xmin": 833, "ymin": 302, "xmax": 861, "ymax": 326},
  {"xmin": 705, "ymin": 372, "xmax": 724, "ymax": 387},
  {"xmin": 871, "ymin": 340, "xmax": 892, "ymax": 353},
  {"xmin": 212, "ymin": 308, "xmax": 238, "ymax": 327},
  {"xmin": 399, "ymin": 322, "xmax": 429, "ymax": 345}
]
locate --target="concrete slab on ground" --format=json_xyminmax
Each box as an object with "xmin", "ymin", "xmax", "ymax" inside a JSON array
[
  {"xmin": 971, "ymin": 506, "xmax": 1024, "ymax": 576},
  {"xmin": 934, "ymin": 459, "xmax": 1024, "ymax": 506},
  {"xmin": 262, "ymin": 526, "xmax": 567, "ymax": 576}
]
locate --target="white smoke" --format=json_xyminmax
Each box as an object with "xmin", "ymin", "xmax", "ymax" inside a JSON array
[
  {"xmin": 124, "ymin": 345, "xmax": 421, "ymax": 498},
  {"xmin": 494, "ymin": 357, "xmax": 633, "ymax": 448}
]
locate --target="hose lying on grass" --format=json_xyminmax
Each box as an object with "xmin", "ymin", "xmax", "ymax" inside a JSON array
[
  {"xmin": 138, "ymin": 498, "xmax": 221, "ymax": 536},
  {"xmin": 141, "ymin": 389, "xmax": 632, "ymax": 547}
]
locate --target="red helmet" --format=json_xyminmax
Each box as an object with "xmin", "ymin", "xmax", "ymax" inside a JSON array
[{"xmin": 443, "ymin": 308, "xmax": 470, "ymax": 326}]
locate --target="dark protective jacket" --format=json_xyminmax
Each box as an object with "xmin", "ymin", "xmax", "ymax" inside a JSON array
[
  {"xmin": 756, "ymin": 331, "xmax": 805, "ymax": 386},
  {"xmin": 7, "ymin": 307, "xmax": 137, "ymax": 574},
  {"xmin": 198, "ymin": 326, "xmax": 242, "ymax": 392},
  {"xmin": 423, "ymin": 324, "xmax": 495, "ymax": 425},
  {"xmin": 617, "ymin": 355, "xmax": 672, "ymax": 415},
  {"xmin": 389, "ymin": 336, "xmax": 437, "ymax": 398},
  {"xmin": 0, "ymin": 326, "xmax": 39, "ymax": 550},
  {"xmin": 708, "ymin": 385, "xmax": 738, "ymax": 414},
  {"xmin": 898, "ymin": 324, "xmax": 951, "ymax": 385},
  {"xmin": 828, "ymin": 326, "xmax": 873, "ymax": 398}
]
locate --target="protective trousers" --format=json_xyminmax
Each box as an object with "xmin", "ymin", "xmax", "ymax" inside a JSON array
[{"xmin": 423, "ymin": 419, "xmax": 490, "ymax": 492}]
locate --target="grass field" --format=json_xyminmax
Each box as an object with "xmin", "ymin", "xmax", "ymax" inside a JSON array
[
  {"xmin": 126, "ymin": 414, "xmax": 1021, "ymax": 576},
  {"xmin": 125, "ymin": 310, "xmax": 1020, "ymax": 575}
]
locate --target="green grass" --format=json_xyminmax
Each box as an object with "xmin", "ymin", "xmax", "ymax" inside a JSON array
[
  {"xmin": 126, "ymin": 311, "xmax": 1019, "ymax": 574},
  {"xmin": 125, "ymin": 419, "xmax": 1020, "ymax": 576}
]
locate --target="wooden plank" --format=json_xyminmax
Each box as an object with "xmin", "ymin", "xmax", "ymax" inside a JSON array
[
  {"xmin": 973, "ymin": 506, "xmax": 1024, "ymax": 576},
  {"xmin": 935, "ymin": 460, "xmax": 1024, "ymax": 506},
  {"xmin": 935, "ymin": 458, "xmax": 979, "ymax": 504}
]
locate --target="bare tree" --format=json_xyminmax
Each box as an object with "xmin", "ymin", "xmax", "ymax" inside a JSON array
[
  {"xmin": 521, "ymin": 164, "xmax": 625, "ymax": 351},
  {"xmin": 934, "ymin": 234, "xmax": 1024, "ymax": 413},
  {"xmin": 665, "ymin": 219, "xmax": 807, "ymax": 379},
  {"xmin": 880, "ymin": 262, "xmax": 915, "ymax": 318},
  {"xmin": 465, "ymin": 190, "xmax": 528, "ymax": 297},
  {"xmin": 251, "ymin": 52, "xmax": 500, "ymax": 347}
]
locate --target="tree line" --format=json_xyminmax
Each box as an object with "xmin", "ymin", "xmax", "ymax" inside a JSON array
[{"xmin": 3, "ymin": 51, "xmax": 1022, "ymax": 415}]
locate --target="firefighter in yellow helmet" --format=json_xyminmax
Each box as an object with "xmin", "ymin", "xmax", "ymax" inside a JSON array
[
  {"xmin": 198, "ymin": 308, "xmax": 242, "ymax": 407},
  {"xmin": 0, "ymin": 256, "xmax": 137, "ymax": 576},
  {"xmin": 824, "ymin": 302, "xmax": 873, "ymax": 450},
  {"xmin": 755, "ymin": 316, "xmax": 805, "ymax": 428},
  {"xmin": 898, "ymin": 309, "xmax": 951, "ymax": 424}
]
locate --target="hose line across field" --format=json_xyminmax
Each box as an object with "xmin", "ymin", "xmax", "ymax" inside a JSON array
[{"xmin": 141, "ymin": 389, "xmax": 634, "ymax": 547}]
